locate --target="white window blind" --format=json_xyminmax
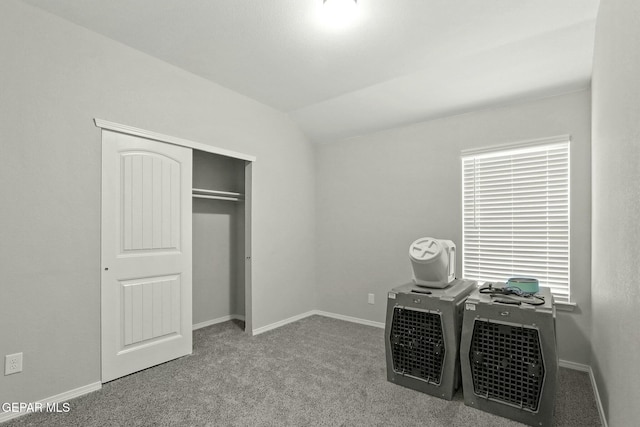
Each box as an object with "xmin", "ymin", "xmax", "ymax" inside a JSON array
[{"xmin": 462, "ymin": 138, "xmax": 570, "ymax": 303}]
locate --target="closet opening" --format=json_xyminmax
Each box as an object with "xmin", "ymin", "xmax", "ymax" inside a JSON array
[{"xmin": 192, "ymin": 150, "xmax": 251, "ymax": 333}]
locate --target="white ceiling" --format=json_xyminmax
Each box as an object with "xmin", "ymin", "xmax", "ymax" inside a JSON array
[{"xmin": 22, "ymin": 0, "xmax": 600, "ymax": 143}]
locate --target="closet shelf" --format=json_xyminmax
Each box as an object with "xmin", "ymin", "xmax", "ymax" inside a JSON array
[{"xmin": 192, "ymin": 188, "xmax": 244, "ymax": 202}]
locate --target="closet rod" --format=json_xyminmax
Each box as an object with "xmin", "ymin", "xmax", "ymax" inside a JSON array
[
  {"xmin": 192, "ymin": 188, "xmax": 243, "ymax": 198},
  {"xmin": 193, "ymin": 194, "xmax": 242, "ymax": 202}
]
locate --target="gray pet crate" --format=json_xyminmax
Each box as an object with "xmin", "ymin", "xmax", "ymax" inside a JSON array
[
  {"xmin": 385, "ymin": 279, "xmax": 477, "ymax": 400},
  {"xmin": 460, "ymin": 285, "xmax": 558, "ymax": 426}
]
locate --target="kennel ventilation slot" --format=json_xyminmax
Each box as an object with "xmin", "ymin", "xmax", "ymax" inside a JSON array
[
  {"xmin": 390, "ymin": 308, "xmax": 444, "ymax": 384},
  {"xmin": 469, "ymin": 321, "xmax": 544, "ymax": 411}
]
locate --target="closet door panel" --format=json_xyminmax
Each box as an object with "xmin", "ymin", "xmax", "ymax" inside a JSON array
[
  {"xmin": 120, "ymin": 153, "xmax": 180, "ymax": 252},
  {"xmin": 102, "ymin": 130, "xmax": 192, "ymax": 383}
]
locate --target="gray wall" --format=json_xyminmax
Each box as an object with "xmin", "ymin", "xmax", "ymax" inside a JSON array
[
  {"xmin": 591, "ymin": 0, "xmax": 640, "ymax": 425},
  {"xmin": 0, "ymin": 0, "xmax": 315, "ymax": 405},
  {"xmin": 315, "ymin": 90, "xmax": 592, "ymax": 364},
  {"xmin": 193, "ymin": 199, "xmax": 244, "ymax": 323}
]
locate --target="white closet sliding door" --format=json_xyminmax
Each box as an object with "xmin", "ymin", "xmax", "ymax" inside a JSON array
[{"xmin": 101, "ymin": 130, "xmax": 193, "ymax": 382}]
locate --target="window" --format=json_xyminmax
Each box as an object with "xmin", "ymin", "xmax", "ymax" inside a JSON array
[{"xmin": 462, "ymin": 136, "xmax": 570, "ymax": 303}]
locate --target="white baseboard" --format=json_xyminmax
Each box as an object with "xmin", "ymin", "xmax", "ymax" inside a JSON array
[
  {"xmin": 559, "ymin": 359, "xmax": 590, "ymax": 372},
  {"xmin": 0, "ymin": 381, "xmax": 101, "ymax": 424},
  {"xmin": 252, "ymin": 310, "xmax": 385, "ymax": 336},
  {"xmin": 559, "ymin": 359, "xmax": 607, "ymax": 427},
  {"xmin": 313, "ymin": 310, "xmax": 385, "ymax": 329},
  {"xmin": 252, "ymin": 310, "xmax": 316, "ymax": 336},
  {"xmin": 588, "ymin": 367, "xmax": 608, "ymax": 427},
  {"xmin": 193, "ymin": 314, "xmax": 245, "ymax": 331}
]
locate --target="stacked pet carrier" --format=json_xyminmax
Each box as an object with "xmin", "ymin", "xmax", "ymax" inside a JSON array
[
  {"xmin": 385, "ymin": 238, "xmax": 558, "ymax": 426},
  {"xmin": 385, "ymin": 279, "xmax": 476, "ymax": 400},
  {"xmin": 460, "ymin": 285, "xmax": 558, "ymax": 426},
  {"xmin": 385, "ymin": 237, "xmax": 476, "ymax": 400}
]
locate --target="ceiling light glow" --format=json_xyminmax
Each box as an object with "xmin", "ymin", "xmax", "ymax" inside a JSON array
[{"xmin": 320, "ymin": 0, "xmax": 359, "ymax": 30}]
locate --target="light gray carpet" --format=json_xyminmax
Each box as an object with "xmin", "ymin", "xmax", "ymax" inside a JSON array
[{"xmin": 5, "ymin": 315, "xmax": 601, "ymax": 426}]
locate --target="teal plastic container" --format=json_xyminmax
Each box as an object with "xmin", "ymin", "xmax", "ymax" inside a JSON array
[{"xmin": 506, "ymin": 277, "xmax": 539, "ymax": 294}]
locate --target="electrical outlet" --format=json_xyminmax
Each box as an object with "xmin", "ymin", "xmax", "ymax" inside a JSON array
[
  {"xmin": 5, "ymin": 353, "xmax": 23, "ymax": 375},
  {"xmin": 368, "ymin": 293, "xmax": 375, "ymax": 305}
]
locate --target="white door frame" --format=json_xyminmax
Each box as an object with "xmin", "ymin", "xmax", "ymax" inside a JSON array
[{"xmin": 95, "ymin": 118, "xmax": 256, "ymax": 359}]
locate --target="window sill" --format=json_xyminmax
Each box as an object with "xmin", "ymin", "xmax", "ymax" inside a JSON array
[{"xmin": 554, "ymin": 301, "xmax": 577, "ymax": 312}]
